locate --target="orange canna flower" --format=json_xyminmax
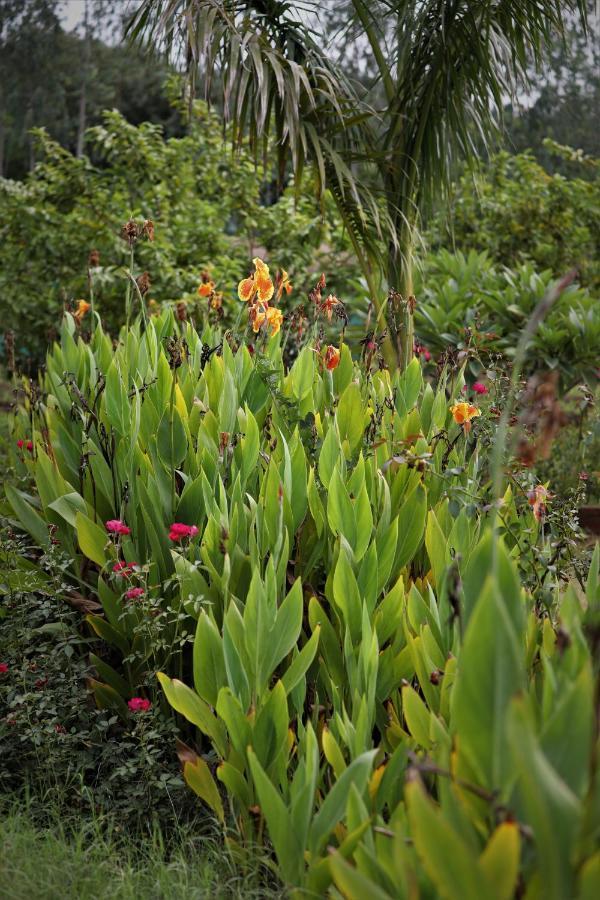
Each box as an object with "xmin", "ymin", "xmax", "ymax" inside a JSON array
[
  {"xmin": 324, "ymin": 345, "xmax": 341, "ymax": 371},
  {"xmin": 253, "ymin": 257, "xmax": 274, "ymax": 304},
  {"xmin": 321, "ymin": 294, "xmax": 339, "ymax": 321},
  {"xmin": 528, "ymin": 485, "xmax": 550, "ymax": 521},
  {"xmin": 249, "ymin": 303, "xmax": 267, "ymax": 333},
  {"xmin": 238, "ymin": 276, "xmax": 256, "ymax": 302},
  {"xmin": 198, "ymin": 281, "xmax": 215, "ymax": 297},
  {"xmin": 237, "ymin": 257, "xmax": 274, "ymax": 305},
  {"xmin": 450, "ymin": 401, "xmax": 480, "ymax": 433},
  {"xmin": 276, "ymin": 269, "xmax": 292, "ymax": 300},
  {"xmin": 73, "ymin": 299, "xmax": 91, "ymax": 323},
  {"xmin": 266, "ymin": 306, "xmax": 283, "ymax": 337}
]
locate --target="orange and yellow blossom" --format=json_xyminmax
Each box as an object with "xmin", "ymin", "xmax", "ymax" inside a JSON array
[
  {"xmin": 324, "ymin": 345, "xmax": 341, "ymax": 371},
  {"xmin": 450, "ymin": 401, "xmax": 480, "ymax": 434},
  {"xmin": 73, "ymin": 299, "xmax": 91, "ymax": 323},
  {"xmin": 198, "ymin": 281, "xmax": 215, "ymax": 297},
  {"xmin": 249, "ymin": 304, "xmax": 267, "ymax": 333},
  {"xmin": 321, "ymin": 293, "xmax": 339, "ymax": 321},
  {"xmin": 237, "ymin": 257, "xmax": 274, "ymax": 305},
  {"xmin": 266, "ymin": 307, "xmax": 283, "ymax": 337},
  {"xmin": 276, "ymin": 269, "xmax": 292, "ymax": 300}
]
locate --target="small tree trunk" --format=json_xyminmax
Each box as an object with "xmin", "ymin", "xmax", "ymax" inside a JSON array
[{"xmin": 387, "ymin": 233, "xmax": 415, "ymax": 372}]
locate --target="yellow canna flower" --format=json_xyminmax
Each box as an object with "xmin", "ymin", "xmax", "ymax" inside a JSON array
[
  {"xmin": 450, "ymin": 401, "xmax": 480, "ymax": 433},
  {"xmin": 73, "ymin": 299, "xmax": 91, "ymax": 323},
  {"xmin": 238, "ymin": 276, "xmax": 256, "ymax": 302},
  {"xmin": 266, "ymin": 306, "xmax": 283, "ymax": 337},
  {"xmin": 253, "ymin": 257, "xmax": 274, "ymax": 304},
  {"xmin": 198, "ymin": 280, "xmax": 215, "ymax": 297},
  {"xmin": 238, "ymin": 257, "xmax": 274, "ymax": 305},
  {"xmin": 276, "ymin": 269, "xmax": 292, "ymax": 300},
  {"xmin": 249, "ymin": 303, "xmax": 267, "ymax": 333}
]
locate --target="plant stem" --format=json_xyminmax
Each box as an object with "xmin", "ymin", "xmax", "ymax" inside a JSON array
[{"xmin": 489, "ymin": 270, "xmax": 577, "ymax": 567}]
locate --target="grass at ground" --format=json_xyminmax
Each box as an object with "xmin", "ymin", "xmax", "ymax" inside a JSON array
[{"xmin": 0, "ymin": 803, "xmax": 284, "ymax": 900}]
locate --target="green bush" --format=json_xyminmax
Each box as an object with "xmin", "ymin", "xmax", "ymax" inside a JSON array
[
  {"xmin": 414, "ymin": 248, "xmax": 600, "ymax": 386},
  {"xmin": 5, "ymin": 253, "xmax": 599, "ymax": 896},
  {"xmin": 429, "ymin": 145, "xmax": 600, "ymax": 291},
  {"xmin": 0, "ymin": 100, "xmax": 358, "ymax": 369}
]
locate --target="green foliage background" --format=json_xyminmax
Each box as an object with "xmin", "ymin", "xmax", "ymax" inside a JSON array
[{"xmin": 0, "ymin": 100, "xmax": 359, "ymax": 368}]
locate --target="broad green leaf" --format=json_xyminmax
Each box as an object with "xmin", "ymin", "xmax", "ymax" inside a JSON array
[
  {"xmin": 309, "ymin": 750, "xmax": 376, "ymax": 855},
  {"xmin": 402, "ymin": 684, "xmax": 431, "ymax": 749},
  {"xmin": 248, "ymin": 748, "xmax": 304, "ymax": 885},
  {"xmin": 425, "ymin": 509, "xmax": 447, "ymax": 588},
  {"xmin": 253, "ymin": 680, "xmax": 289, "ymax": 773},
  {"xmin": 451, "ymin": 577, "xmax": 525, "ymax": 791},
  {"xmin": 104, "ymin": 360, "xmax": 130, "ymax": 437},
  {"xmin": 261, "ymin": 578, "xmax": 304, "ymax": 684},
  {"xmin": 336, "ymin": 383, "xmax": 364, "ymax": 454},
  {"xmin": 479, "ymin": 823, "xmax": 521, "ymax": 900},
  {"xmin": 291, "ymin": 346, "xmax": 315, "ymax": 401},
  {"xmin": 507, "ymin": 697, "xmax": 580, "ymax": 900},
  {"xmin": 395, "ymin": 483, "xmax": 427, "ymax": 570},
  {"xmin": 333, "ymin": 547, "xmax": 362, "ymax": 644},
  {"xmin": 157, "ymin": 673, "xmax": 227, "ymax": 757},
  {"xmin": 76, "ymin": 512, "xmax": 108, "ymax": 567},
  {"xmin": 88, "ymin": 678, "xmax": 129, "ymax": 719},
  {"xmin": 329, "ymin": 853, "xmax": 394, "ymax": 900},
  {"xmin": 184, "ymin": 757, "xmax": 224, "ymax": 823},
  {"xmin": 157, "ymin": 404, "xmax": 187, "ymax": 468},
  {"xmin": 281, "ymin": 627, "xmax": 320, "ymax": 696},
  {"xmin": 86, "ymin": 614, "xmax": 129, "ymax": 657},
  {"xmin": 5, "ymin": 484, "xmax": 50, "ymax": 549},
  {"xmin": 193, "ymin": 612, "xmax": 226, "ymax": 707},
  {"xmin": 406, "ymin": 776, "xmax": 491, "ymax": 900}
]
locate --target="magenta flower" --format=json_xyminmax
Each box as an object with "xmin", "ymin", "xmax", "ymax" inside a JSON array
[
  {"xmin": 168, "ymin": 522, "xmax": 199, "ymax": 542},
  {"xmin": 112, "ymin": 561, "xmax": 137, "ymax": 578},
  {"xmin": 128, "ymin": 697, "xmax": 152, "ymax": 712},
  {"xmin": 125, "ymin": 587, "xmax": 145, "ymax": 600},
  {"xmin": 473, "ymin": 382, "xmax": 489, "ymax": 395},
  {"xmin": 106, "ymin": 519, "xmax": 131, "ymax": 536},
  {"xmin": 0, "ymin": 663, "xmax": 8, "ymax": 675},
  {"xmin": 16, "ymin": 439, "xmax": 24, "ymax": 449}
]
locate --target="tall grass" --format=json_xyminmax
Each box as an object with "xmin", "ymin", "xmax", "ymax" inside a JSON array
[{"xmin": 0, "ymin": 802, "xmax": 285, "ymax": 900}]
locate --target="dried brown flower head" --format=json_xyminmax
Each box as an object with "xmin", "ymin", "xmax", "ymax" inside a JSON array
[
  {"xmin": 136, "ymin": 272, "xmax": 151, "ymax": 296},
  {"xmin": 142, "ymin": 220, "xmax": 155, "ymax": 241},
  {"xmin": 121, "ymin": 219, "xmax": 139, "ymax": 246}
]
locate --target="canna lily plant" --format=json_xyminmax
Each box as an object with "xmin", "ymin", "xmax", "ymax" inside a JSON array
[{"xmin": 7, "ymin": 260, "xmax": 599, "ymax": 895}]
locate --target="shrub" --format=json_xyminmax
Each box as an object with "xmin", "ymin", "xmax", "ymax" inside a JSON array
[
  {"xmin": 5, "ymin": 255, "xmax": 599, "ymax": 895},
  {"xmin": 414, "ymin": 248, "xmax": 600, "ymax": 387},
  {"xmin": 0, "ymin": 100, "xmax": 358, "ymax": 370},
  {"xmin": 428, "ymin": 145, "xmax": 600, "ymax": 291}
]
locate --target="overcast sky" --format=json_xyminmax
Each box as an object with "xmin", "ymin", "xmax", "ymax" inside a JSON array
[{"xmin": 59, "ymin": 0, "xmax": 133, "ymax": 38}]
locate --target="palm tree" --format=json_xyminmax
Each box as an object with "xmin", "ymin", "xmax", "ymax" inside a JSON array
[{"xmin": 127, "ymin": 0, "xmax": 587, "ymax": 368}]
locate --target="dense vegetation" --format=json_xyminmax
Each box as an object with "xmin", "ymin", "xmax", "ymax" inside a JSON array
[
  {"xmin": 4, "ymin": 246, "xmax": 599, "ymax": 893},
  {"xmin": 1, "ymin": 2, "xmax": 599, "ymax": 897}
]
